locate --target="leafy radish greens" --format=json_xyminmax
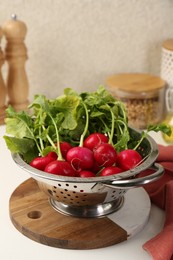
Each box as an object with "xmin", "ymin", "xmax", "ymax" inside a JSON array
[{"xmin": 3, "ymin": 86, "xmax": 171, "ymax": 163}]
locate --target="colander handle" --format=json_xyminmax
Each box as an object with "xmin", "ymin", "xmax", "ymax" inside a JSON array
[{"xmin": 102, "ymin": 163, "xmax": 164, "ymax": 189}]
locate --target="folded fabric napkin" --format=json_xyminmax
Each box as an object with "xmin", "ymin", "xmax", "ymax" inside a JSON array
[{"xmin": 139, "ymin": 145, "xmax": 173, "ymax": 260}]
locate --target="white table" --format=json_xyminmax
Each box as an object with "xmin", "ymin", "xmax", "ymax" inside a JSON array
[{"xmin": 0, "ymin": 125, "xmax": 167, "ymax": 260}]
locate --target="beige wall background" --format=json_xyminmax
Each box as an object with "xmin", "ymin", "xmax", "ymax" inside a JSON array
[{"xmin": 0, "ymin": 0, "xmax": 173, "ymax": 101}]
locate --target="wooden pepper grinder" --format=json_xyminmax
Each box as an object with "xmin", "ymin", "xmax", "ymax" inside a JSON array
[
  {"xmin": 0, "ymin": 26, "xmax": 7, "ymax": 124},
  {"xmin": 3, "ymin": 14, "xmax": 29, "ymax": 111}
]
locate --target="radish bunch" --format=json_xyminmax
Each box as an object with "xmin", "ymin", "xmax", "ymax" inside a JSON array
[
  {"xmin": 30, "ymin": 132, "xmax": 142, "ymax": 177},
  {"xmin": 4, "ymin": 86, "xmax": 171, "ymax": 178},
  {"xmin": 29, "ymin": 96, "xmax": 141, "ymax": 177}
]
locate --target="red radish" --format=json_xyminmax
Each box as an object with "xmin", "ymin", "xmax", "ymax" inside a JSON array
[
  {"xmin": 83, "ymin": 133, "xmax": 108, "ymax": 151},
  {"xmin": 65, "ymin": 101, "xmax": 95, "ymax": 172},
  {"xmin": 30, "ymin": 155, "xmax": 56, "ymax": 171},
  {"xmin": 100, "ymin": 166, "xmax": 122, "ymax": 176},
  {"xmin": 79, "ymin": 170, "xmax": 96, "ymax": 178},
  {"xmin": 44, "ymin": 160, "xmax": 76, "ymax": 176},
  {"xmin": 47, "ymin": 151, "xmax": 58, "ymax": 159},
  {"xmin": 66, "ymin": 146, "xmax": 94, "ymax": 171},
  {"xmin": 94, "ymin": 143, "xmax": 117, "ymax": 167},
  {"xmin": 116, "ymin": 149, "xmax": 142, "ymax": 171},
  {"xmin": 91, "ymin": 160, "xmax": 102, "ymax": 174},
  {"xmin": 59, "ymin": 141, "xmax": 73, "ymax": 159}
]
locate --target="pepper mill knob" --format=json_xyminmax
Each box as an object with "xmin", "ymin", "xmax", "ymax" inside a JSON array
[
  {"xmin": 3, "ymin": 14, "xmax": 27, "ymax": 40},
  {"xmin": 0, "ymin": 26, "xmax": 7, "ymax": 124},
  {"xmin": 3, "ymin": 14, "xmax": 29, "ymax": 112}
]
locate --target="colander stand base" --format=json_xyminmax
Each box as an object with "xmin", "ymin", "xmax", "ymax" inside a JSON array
[{"xmin": 49, "ymin": 197, "xmax": 124, "ymax": 218}]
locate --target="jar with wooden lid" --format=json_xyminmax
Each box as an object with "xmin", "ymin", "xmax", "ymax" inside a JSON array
[
  {"xmin": 160, "ymin": 39, "xmax": 173, "ymax": 142},
  {"xmin": 161, "ymin": 39, "xmax": 173, "ymax": 87},
  {"xmin": 106, "ymin": 73, "xmax": 166, "ymax": 129}
]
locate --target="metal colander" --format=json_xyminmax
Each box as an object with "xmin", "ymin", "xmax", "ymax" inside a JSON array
[{"xmin": 12, "ymin": 128, "xmax": 164, "ymax": 218}]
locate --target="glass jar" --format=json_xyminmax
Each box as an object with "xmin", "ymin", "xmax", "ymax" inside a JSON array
[
  {"xmin": 160, "ymin": 39, "xmax": 173, "ymax": 142},
  {"xmin": 106, "ymin": 73, "xmax": 167, "ymax": 130}
]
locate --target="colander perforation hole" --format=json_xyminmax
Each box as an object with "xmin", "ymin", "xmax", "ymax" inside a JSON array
[
  {"xmin": 109, "ymin": 189, "xmax": 126, "ymax": 199},
  {"xmin": 137, "ymin": 146, "xmax": 146, "ymax": 157},
  {"xmin": 42, "ymin": 182, "xmax": 108, "ymax": 207},
  {"xmin": 48, "ymin": 189, "xmax": 53, "ymax": 195},
  {"xmin": 119, "ymin": 190, "xmax": 126, "ymax": 195}
]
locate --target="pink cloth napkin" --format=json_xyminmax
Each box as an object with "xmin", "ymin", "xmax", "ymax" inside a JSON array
[{"xmin": 139, "ymin": 145, "xmax": 173, "ymax": 260}]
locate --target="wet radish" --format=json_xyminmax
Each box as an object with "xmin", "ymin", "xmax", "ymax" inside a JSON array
[
  {"xmin": 84, "ymin": 133, "xmax": 108, "ymax": 151},
  {"xmin": 91, "ymin": 160, "xmax": 102, "ymax": 174},
  {"xmin": 100, "ymin": 166, "xmax": 122, "ymax": 176},
  {"xmin": 94, "ymin": 143, "xmax": 117, "ymax": 167},
  {"xmin": 44, "ymin": 160, "xmax": 76, "ymax": 176},
  {"xmin": 116, "ymin": 149, "xmax": 142, "ymax": 171},
  {"xmin": 66, "ymin": 147, "xmax": 94, "ymax": 171},
  {"xmin": 59, "ymin": 141, "xmax": 73, "ymax": 159},
  {"xmin": 47, "ymin": 151, "xmax": 58, "ymax": 160},
  {"xmin": 30, "ymin": 154, "xmax": 56, "ymax": 171},
  {"xmin": 66, "ymin": 101, "xmax": 94, "ymax": 172},
  {"xmin": 79, "ymin": 170, "xmax": 96, "ymax": 178}
]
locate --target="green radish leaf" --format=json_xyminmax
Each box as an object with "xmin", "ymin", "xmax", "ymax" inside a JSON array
[
  {"xmin": 3, "ymin": 136, "xmax": 35, "ymax": 154},
  {"xmin": 53, "ymin": 95, "xmax": 81, "ymax": 130},
  {"xmin": 147, "ymin": 123, "xmax": 172, "ymax": 136},
  {"xmin": 5, "ymin": 117, "xmax": 33, "ymax": 139},
  {"xmin": 5, "ymin": 107, "xmax": 34, "ymax": 139},
  {"xmin": 29, "ymin": 94, "xmax": 50, "ymax": 112}
]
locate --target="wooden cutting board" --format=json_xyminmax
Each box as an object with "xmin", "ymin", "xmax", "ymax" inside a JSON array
[{"xmin": 9, "ymin": 178, "xmax": 128, "ymax": 249}]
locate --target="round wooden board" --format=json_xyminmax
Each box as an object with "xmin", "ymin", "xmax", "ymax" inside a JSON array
[{"xmin": 9, "ymin": 178, "xmax": 128, "ymax": 249}]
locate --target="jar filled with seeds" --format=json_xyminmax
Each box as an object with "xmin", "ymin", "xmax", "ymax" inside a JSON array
[{"xmin": 106, "ymin": 73, "xmax": 166, "ymax": 129}]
